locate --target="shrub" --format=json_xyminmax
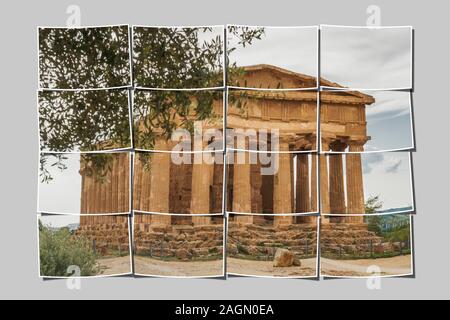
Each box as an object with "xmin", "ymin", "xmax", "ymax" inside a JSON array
[
  {"xmin": 39, "ymin": 221, "xmax": 99, "ymax": 277},
  {"xmin": 208, "ymin": 247, "xmax": 218, "ymax": 254},
  {"xmin": 237, "ymin": 244, "xmax": 249, "ymax": 255}
]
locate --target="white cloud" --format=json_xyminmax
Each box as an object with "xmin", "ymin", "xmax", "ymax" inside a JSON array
[
  {"xmin": 365, "ymin": 91, "xmax": 411, "ymax": 121},
  {"xmin": 384, "ymin": 157, "xmax": 403, "ymax": 174},
  {"xmin": 228, "ymin": 26, "xmax": 318, "ymax": 76},
  {"xmin": 321, "ymin": 26, "xmax": 412, "ymax": 89}
]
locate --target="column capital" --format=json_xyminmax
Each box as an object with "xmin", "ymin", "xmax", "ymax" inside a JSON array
[
  {"xmin": 329, "ymin": 139, "xmax": 347, "ymax": 152},
  {"xmin": 294, "ymin": 133, "xmax": 317, "ymax": 151},
  {"xmin": 321, "ymin": 137, "xmax": 331, "ymax": 151},
  {"xmin": 347, "ymin": 140, "xmax": 366, "ymax": 152},
  {"xmin": 279, "ymin": 134, "xmax": 293, "ymax": 144}
]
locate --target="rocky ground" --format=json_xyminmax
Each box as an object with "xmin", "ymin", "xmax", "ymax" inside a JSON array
[
  {"xmin": 320, "ymin": 254, "xmax": 413, "ymax": 277},
  {"xmin": 227, "ymin": 257, "xmax": 317, "ymax": 277},
  {"xmin": 96, "ymin": 256, "xmax": 132, "ymax": 276},
  {"xmin": 134, "ymin": 256, "xmax": 224, "ymax": 277}
]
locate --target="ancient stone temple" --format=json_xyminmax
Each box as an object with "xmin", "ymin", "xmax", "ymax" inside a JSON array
[{"xmin": 78, "ymin": 64, "xmax": 375, "ymax": 230}]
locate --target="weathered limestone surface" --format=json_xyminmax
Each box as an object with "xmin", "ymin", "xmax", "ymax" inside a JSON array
[
  {"xmin": 320, "ymin": 223, "xmax": 385, "ymax": 258},
  {"xmin": 273, "ymin": 248, "xmax": 295, "ymax": 267},
  {"xmin": 134, "ymin": 223, "xmax": 224, "ymax": 260},
  {"xmin": 233, "ymin": 149, "xmax": 253, "ymax": 224},
  {"xmin": 79, "ymin": 65, "xmax": 374, "ymax": 242},
  {"xmin": 345, "ymin": 143, "xmax": 365, "ymax": 223},
  {"xmin": 273, "ymin": 142, "xmax": 293, "ymax": 226},
  {"xmin": 296, "ymin": 154, "xmax": 310, "ymax": 213},
  {"xmin": 227, "ymin": 221, "xmax": 318, "ymax": 259},
  {"xmin": 76, "ymin": 217, "xmax": 130, "ymax": 256}
]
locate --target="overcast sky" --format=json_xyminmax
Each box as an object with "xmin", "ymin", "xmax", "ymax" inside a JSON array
[
  {"xmin": 39, "ymin": 154, "xmax": 82, "ymax": 214},
  {"xmin": 228, "ymin": 26, "xmax": 318, "ymax": 77},
  {"xmin": 40, "ymin": 150, "xmax": 412, "ymax": 215},
  {"xmin": 363, "ymin": 90, "xmax": 413, "ymax": 151},
  {"xmin": 39, "ymin": 214, "xmax": 80, "ymax": 229},
  {"xmin": 38, "ymin": 25, "xmax": 413, "ymax": 216},
  {"xmin": 361, "ymin": 152, "xmax": 413, "ymax": 211},
  {"xmin": 321, "ymin": 26, "xmax": 412, "ymax": 89}
]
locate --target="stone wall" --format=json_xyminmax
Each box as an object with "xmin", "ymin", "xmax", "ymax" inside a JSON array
[
  {"xmin": 75, "ymin": 221, "xmax": 130, "ymax": 256},
  {"xmin": 227, "ymin": 222, "xmax": 318, "ymax": 260},
  {"xmin": 134, "ymin": 223, "xmax": 224, "ymax": 261},
  {"xmin": 80, "ymin": 153, "xmax": 130, "ymax": 215},
  {"xmin": 169, "ymin": 161, "xmax": 192, "ymax": 214},
  {"xmin": 320, "ymin": 223, "xmax": 405, "ymax": 258}
]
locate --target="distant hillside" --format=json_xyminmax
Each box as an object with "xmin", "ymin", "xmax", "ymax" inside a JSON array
[
  {"xmin": 378, "ymin": 206, "xmax": 414, "ymax": 214},
  {"xmin": 46, "ymin": 223, "xmax": 80, "ymax": 233},
  {"xmin": 379, "ymin": 214, "xmax": 410, "ymax": 232}
]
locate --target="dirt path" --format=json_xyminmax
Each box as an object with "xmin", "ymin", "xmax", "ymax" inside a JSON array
[
  {"xmin": 321, "ymin": 255, "xmax": 412, "ymax": 277},
  {"xmin": 227, "ymin": 257, "xmax": 317, "ymax": 277},
  {"xmin": 97, "ymin": 256, "xmax": 132, "ymax": 276},
  {"xmin": 134, "ymin": 256, "xmax": 224, "ymax": 277}
]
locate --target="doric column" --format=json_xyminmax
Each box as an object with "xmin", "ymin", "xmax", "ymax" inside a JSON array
[
  {"xmin": 118, "ymin": 153, "xmax": 128, "ymax": 212},
  {"xmin": 345, "ymin": 142, "xmax": 365, "ymax": 224},
  {"xmin": 310, "ymin": 153, "xmax": 318, "ymax": 212},
  {"xmin": 123, "ymin": 153, "xmax": 130, "ymax": 212},
  {"xmin": 79, "ymin": 160, "xmax": 87, "ymax": 214},
  {"xmin": 105, "ymin": 163, "xmax": 112, "ymax": 214},
  {"xmin": 211, "ymin": 162, "xmax": 224, "ymax": 213},
  {"xmin": 111, "ymin": 154, "xmax": 119, "ymax": 213},
  {"xmin": 274, "ymin": 139, "xmax": 293, "ymax": 226},
  {"xmin": 328, "ymin": 141, "xmax": 347, "ymax": 219},
  {"xmin": 296, "ymin": 154, "xmax": 310, "ymax": 213},
  {"xmin": 251, "ymin": 157, "xmax": 263, "ymax": 213},
  {"xmin": 93, "ymin": 175, "xmax": 100, "ymax": 213},
  {"xmin": 319, "ymin": 141, "xmax": 330, "ymax": 223},
  {"xmin": 233, "ymin": 145, "xmax": 253, "ymax": 224},
  {"xmin": 190, "ymin": 143, "xmax": 213, "ymax": 225},
  {"xmin": 133, "ymin": 154, "xmax": 142, "ymax": 211},
  {"xmin": 290, "ymin": 154, "xmax": 295, "ymax": 212},
  {"xmin": 139, "ymin": 154, "xmax": 151, "ymax": 211},
  {"xmin": 297, "ymin": 138, "xmax": 318, "ymax": 224},
  {"xmin": 149, "ymin": 138, "xmax": 171, "ymax": 225}
]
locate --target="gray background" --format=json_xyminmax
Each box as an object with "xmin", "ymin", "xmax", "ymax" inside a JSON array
[{"xmin": 0, "ymin": 0, "xmax": 447, "ymax": 299}]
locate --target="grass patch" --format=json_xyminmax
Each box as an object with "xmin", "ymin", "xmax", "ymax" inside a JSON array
[
  {"xmin": 39, "ymin": 222, "xmax": 99, "ymax": 277},
  {"xmin": 136, "ymin": 254, "xmax": 223, "ymax": 262},
  {"xmin": 322, "ymin": 250, "xmax": 411, "ymax": 261}
]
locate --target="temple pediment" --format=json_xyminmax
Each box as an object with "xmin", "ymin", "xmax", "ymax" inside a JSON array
[
  {"xmin": 236, "ymin": 64, "xmax": 318, "ymax": 89},
  {"xmin": 235, "ymin": 64, "xmax": 375, "ymax": 105}
]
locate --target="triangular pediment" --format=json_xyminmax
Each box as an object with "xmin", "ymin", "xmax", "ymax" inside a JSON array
[
  {"xmin": 234, "ymin": 64, "xmax": 374, "ymax": 105},
  {"xmin": 236, "ymin": 64, "xmax": 317, "ymax": 89}
]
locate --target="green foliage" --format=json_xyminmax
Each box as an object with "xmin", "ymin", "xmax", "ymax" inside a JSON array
[
  {"xmin": 39, "ymin": 26, "xmax": 265, "ymax": 178},
  {"xmin": 39, "ymin": 90, "xmax": 131, "ymax": 152},
  {"xmin": 237, "ymin": 244, "xmax": 250, "ymax": 255},
  {"xmin": 208, "ymin": 247, "xmax": 219, "ymax": 254},
  {"xmin": 40, "ymin": 153, "xmax": 114, "ymax": 184},
  {"xmin": 367, "ymin": 215, "xmax": 382, "ymax": 235},
  {"xmin": 39, "ymin": 26, "xmax": 130, "ymax": 89},
  {"xmin": 39, "ymin": 154, "xmax": 67, "ymax": 183},
  {"xmin": 365, "ymin": 195, "xmax": 383, "ymax": 235},
  {"xmin": 39, "ymin": 221, "xmax": 99, "ymax": 277},
  {"xmin": 381, "ymin": 216, "xmax": 411, "ymax": 243},
  {"xmin": 39, "ymin": 26, "xmax": 131, "ymax": 181},
  {"xmin": 365, "ymin": 194, "xmax": 383, "ymax": 214},
  {"xmin": 133, "ymin": 90, "xmax": 222, "ymax": 150},
  {"xmin": 132, "ymin": 26, "xmax": 264, "ymax": 151},
  {"xmin": 133, "ymin": 27, "xmax": 223, "ymax": 89},
  {"xmin": 227, "ymin": 26, "xmax": 265, "ymax": 86},
  {"xmin": 384, "ymin": 228, "xmax": 410, "ymax": 243}
]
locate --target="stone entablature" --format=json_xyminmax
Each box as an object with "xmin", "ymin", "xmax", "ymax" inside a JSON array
[{"xmin": 79, "ymin": 64, "xmax": 375, "ymax": 229}]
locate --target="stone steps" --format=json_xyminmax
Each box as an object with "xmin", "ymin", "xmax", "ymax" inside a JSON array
[
  {"xmin": 133, "ymin": 223, "xmax": 224, "ymax": 260},
  {"xmin": 75, "ymin": 224, "xmax": 130, "ymax": 255},
  {"xmin": 320, "ymin": 223, "xmax": 385, "ymax": 257},
  {"xmin": 228, "ymin": 222, "xmax": 318, "ymax": 258}
]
